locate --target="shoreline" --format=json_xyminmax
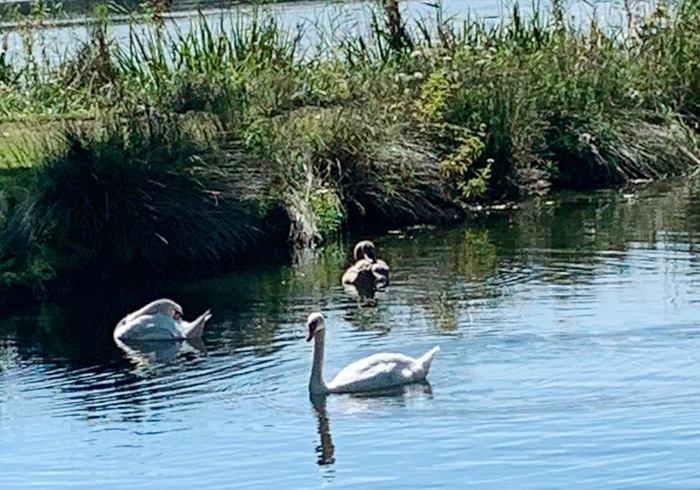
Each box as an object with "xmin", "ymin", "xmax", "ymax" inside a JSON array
[{"xmin": 1, "ymin": 0, "xmax": 699, "ymax": 311}]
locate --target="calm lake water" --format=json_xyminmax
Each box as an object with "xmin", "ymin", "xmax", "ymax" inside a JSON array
[{"xmin": 3, "ymin": 178, "xmax": 700, "ymax": 488}]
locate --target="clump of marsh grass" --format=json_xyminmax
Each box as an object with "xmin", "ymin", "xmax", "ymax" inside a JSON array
[
  {"xmin": 629, "ymin": 0, "xmax": 700, "ymax": 120},
  {"xmin": 2, "ymin": 112, "xmax": 269, "ymax": 283},
  {"xmin": 0, "ymin": 166, "xmax": 55, "ymax": 303},
  {"xmin": 544, "ymin": 115, "xmax": 700, "ymax": 189},
  {"xmin": 326, "ymin": 134, "xmax": 456, "ymax": 232},
  {"xmin": 245, "ymin": 99, "xmax": 457, "ymax": 246}
]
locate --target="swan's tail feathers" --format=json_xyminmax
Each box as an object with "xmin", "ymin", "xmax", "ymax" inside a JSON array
[
  {"xmin": 183, "ymin": 309, "xmax": 212, "ymax": 339},
  {"xmin": 416, "ymin": 346, "xmax": 440, "ymax": 374}
]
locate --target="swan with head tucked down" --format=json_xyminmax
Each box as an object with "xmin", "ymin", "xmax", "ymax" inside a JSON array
[
  {"xmin": 113, "ymin": 299, "xmax": 212, "ymax": 341},
  {"xmin": 341, "ymin": 240, "xmax": 390, "ymax": 289},
  {"xmin": 306, "ymin": 312, "xmax": 439, "ymax": 395}
]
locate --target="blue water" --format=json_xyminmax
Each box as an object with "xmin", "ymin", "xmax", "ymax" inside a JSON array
[{"xmin": 3, "ymin": 180, "xmax": 700, "ymax": 488}]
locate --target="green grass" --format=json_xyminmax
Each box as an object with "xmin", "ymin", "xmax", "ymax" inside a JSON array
[
  {"xmin": 0, "ymin": 122, "xmax": 65, "ymax": 168},
  {"xmin": 1, "ymin": 0, "xmax": 700, "ymax": 303}
]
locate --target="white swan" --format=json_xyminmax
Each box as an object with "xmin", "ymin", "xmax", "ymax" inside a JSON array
[
  {"xmin": 341, "ymin": 240, "xmax": 390, "ymax": 288},
  {"xmin": 306, "ymin": 312, "xmax": 439, "ymax": 395},
  {"xmin": 113, "ymin": 299, "xmax": 212, "ymax": 341}
]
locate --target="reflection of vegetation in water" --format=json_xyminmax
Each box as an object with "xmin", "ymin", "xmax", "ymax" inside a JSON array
[
  {"xmin": 425, "ymin": 229, "xmax": 498, "ymax": 332},
  {"xmin": 0, "ymin": 301, "xmax": 125, "ymax": 367},
  {"xmin": 288, "ymin": 241, "xmax": 347, "ymax": 293},
  {"xmin": 341, "ymin": 304, "xmax": 391, "ymax": 333},
  {"xmin": 422, "ymin": 291, "xmax": 459, "ymax": 333},
  {"xmin": 162, "ymin": 245, "xmax": 351, "ymax": 357},
  {"xmin": 482, "ymin": 179, "xmax": 700, "ymax": 290},
  {"xmin": 384, "ymin": 179, "xmax": 700, "ymax": 331},
  {"xmin": 455, "ymin": 229, "xmax": 499, "ymax": 281},
  {"xmin": 503, "ymin": 194, "xmax": 627, "ymax": 253},
  {"xmin": 506, "ymin": 181, "xmax": 697, "ymax": 254}
]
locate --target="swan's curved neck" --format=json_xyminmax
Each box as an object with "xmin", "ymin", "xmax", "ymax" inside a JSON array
[{"xmin": 310, "ymin": 328, "xmax": 329, "ymax": 395}]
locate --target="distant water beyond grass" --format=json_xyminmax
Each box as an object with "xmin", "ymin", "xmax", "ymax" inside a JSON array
[{"xmin": 0, "ymin": 0, "xmax": 699, "ymax": 306}]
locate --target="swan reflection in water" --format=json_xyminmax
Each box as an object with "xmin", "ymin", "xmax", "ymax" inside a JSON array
[
  {"xmin": 309, "ymin": 382, "xmax": 433, "ymax": 469},
  {"xmin": 342, "ymin": 282, "xmax": 379, "ymax": 305},
  {"xmin": 114, "ymin": 337, "xmax": 207, "ymax": 374},
  {"xmin": 310, "ymin": 394, "xmax": 336, "ymax": 467}
]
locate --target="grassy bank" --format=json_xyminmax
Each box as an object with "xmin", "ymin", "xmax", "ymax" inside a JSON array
[{"xmin": 1, "ymin": 0, "xmax": 700, "ymax": 305}]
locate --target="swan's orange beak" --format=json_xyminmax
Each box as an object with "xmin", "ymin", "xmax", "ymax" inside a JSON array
[
  {"xmin": 174, "ymin": 311, "xmax": 183, "ymax": 321},
  {"xmin": 306, "ymin": 324, "xmax": 315, "ymax": 342}
]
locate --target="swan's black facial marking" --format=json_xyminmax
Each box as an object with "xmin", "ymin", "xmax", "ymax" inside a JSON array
[
  {"xmin": 171, "ymin": 304, "xmax": 184, "ymax": 321},
  {"xmin": 306, "ymin": 314, "xmax": 324, "ymax": 341},
  {"xmin": 362, "ymin": 243, "xmax": 376, "ymax": 261},
  {"xmin": 306, "ymin": 318, "xmax": 318, "ymax": 342}
]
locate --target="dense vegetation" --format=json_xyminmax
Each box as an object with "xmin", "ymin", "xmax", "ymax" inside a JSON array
[{"xmin": 1, "ymin": 0, "xmax": 699, "ymax": 305}]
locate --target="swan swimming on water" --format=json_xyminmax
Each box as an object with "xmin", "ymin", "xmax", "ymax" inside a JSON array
[
  {"xmin": 341, "ymin": 240, "xmax": 390, "ymax": 289},
  {"xmin": 306, "ymin": 312, "xmax": 439, "ymax": 395},
  {"xmin": 113, "ymin": 298, "xmax": 212, "ymax": 341}
]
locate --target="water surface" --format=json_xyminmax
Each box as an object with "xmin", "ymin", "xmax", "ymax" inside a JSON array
[{"xmin": 3, "ymin": 179, "xmax": 700, "ymax": 488}]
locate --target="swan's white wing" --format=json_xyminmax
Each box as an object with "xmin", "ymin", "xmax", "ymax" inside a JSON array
[
  {"xmin": 118, "ymin": 300, "xmax": 167, "ymax": 325},
  {"xmin": 327, "ymin": 352, "xmax": 418, "ymax": 393},
  {"xmin": 179, "ymin": 309, "xmax": 212, "ymax": 339},
  {"xmin": 114, "ymin": 314, "xmax": 181, "ymax": 341},
  {"xmin": 117, "ymin": 308, "xmax": 143, "ymax": 328}
]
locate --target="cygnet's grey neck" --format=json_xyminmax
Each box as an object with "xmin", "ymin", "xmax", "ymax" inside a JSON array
[{"xmin": 309, "ymin": 328, "xmax": 329, "ymax": 395}]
